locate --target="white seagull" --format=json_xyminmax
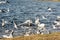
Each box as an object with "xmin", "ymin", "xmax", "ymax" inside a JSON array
[
  {"xmin": 2, "ymin": 19, "xmax": 8, "ymax": 27},
  {"xmin": 54, "ymin": 21, "xmax": 60, "ymax": 25},
  {"xmin": 0, "ymin": 1, "xmax": 6, "ymax": 4},
  {"xmin": 48, "ymin": 7, "xmax": 52, "ymax": 12},
  {"xmin": 0, "ymin": 8, "xmax": 9, "ymax": 13},
  {"xmin": 24, "ymin": 31, "xmax": 30, "ymax": 36},
  {"xmin": 5, "ymin": 30, "xmax": 9, "ymax": 33},
  {"xmin": 23, "ymin": 19, "xmax": 32, "ymax": 26},
  {"xmin": 42, "ymin": 16, "xmax": 47, "ymax": 19},
  {"xmin": 35, "ymin": 17, "xmax": 40, "ymax": 25},
  {"xmin": 13, "ymin": 21, "xmax": 18, "ymax": 29},
  {"xmin": 57, "ymin": 16, "xmax": 60, "ymax": 19},
  {"xmin": 0, "ymin": 1, "xmax": 9, "ymax": 4},
  {"xmin": 52, "ymin": 24, "xmax": 56, "ymax": 29},
  {"xmin": 2, "ymin": 30, "xmax": 14, "ymax": 38},
  {"xmin": 37, "ymin": 23, "xmax": 45, "ymax": 30}
]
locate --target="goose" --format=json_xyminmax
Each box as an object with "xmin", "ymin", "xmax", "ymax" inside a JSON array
[
  {"xmin": 2, "ymin": 30, "xmax": 14, "ymax": 38},
  {"xmin": 47, "ymin": 7, "xmax": 52, "ymax": 12}
]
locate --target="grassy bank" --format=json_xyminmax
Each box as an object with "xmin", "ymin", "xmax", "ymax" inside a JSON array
[{"xmin": 0, "ymin": 32, "xmax": 60, "ymax": 40}]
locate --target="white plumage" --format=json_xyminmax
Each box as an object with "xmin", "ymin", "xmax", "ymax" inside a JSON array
[
  {"xmin": 54, "ymin": 21, "xmax": 60, "ymax": 25},
  {"xmin": 5, "ymin": 30, "xmax": 9, "ymax": 33},
  {"xmin": 24, "ymin": 31, "xmax": 30, "ymax": 36},
  {"xmin": 0, "ymin": 1, "xmax": 6, "ymax": 4},
  {"xmin": 2, "ymin": 19, "xmax": 8, "ymax": 27},
  {"xmin": 13, "ymin": 21, "xmax": 18, "ymax": 29},
  {"xmin": 48, "ymin": 7, "xmax": 52, "ymax": 11},
  {"xmin": 52, "ymin": 24, "xmax": 56, "ymax": 29},
  {"xmin": 2, "ymin": 30, "xmax": 14, "ymax": 38},
  {"xmin": 42, "ymin": 16, "xmax": 47, "ymax": 19},
  {"xmin": 57, "ymin": 16, "xmax": 60, "ymax": 19},
  {"xmin": 37, "ymin": 23, "xmax": 45, "ymax": 30},
  {"xmin": 24, "ymin": 19, "xmax": 32, "ymax": 26},
  {"xmin": 35, "ymin": 17, "xmax": 40, "ymax": 25},
  {"xmin": 24, "ymin": 20, "xmax": 32, "ymax": 24},
  {"xmin": 0, "ymin": 10, "xmax": 2, "ymax": 12}
]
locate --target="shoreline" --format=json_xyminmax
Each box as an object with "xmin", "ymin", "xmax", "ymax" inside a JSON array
[{"xmin": 0, "ymin": 32, "xmax": 60, "ymax": 40}]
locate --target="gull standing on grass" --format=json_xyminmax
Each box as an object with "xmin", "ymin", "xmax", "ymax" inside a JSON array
[{"xmin": 35, "ymin": 17, "xmax": 46, "ymax": 34}]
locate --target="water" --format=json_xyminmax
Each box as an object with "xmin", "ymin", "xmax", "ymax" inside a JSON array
[{"xmin": 0, "ymin": 0, "xmax": 60, "ymax": 37}]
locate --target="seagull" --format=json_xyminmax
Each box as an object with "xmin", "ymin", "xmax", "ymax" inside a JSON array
[
  {"xmin": 37, "ymin": 23, "xmax": 45, "ymax": 30},
  {"xmin": 0, "ymin": 1, "xmax": 6, "ymax": 4},
  {"xmin": 0, "ymin": 8, "xmax": 10, "ymax": 13},
  {"xmin": 42, "ymin": 16, "xmax": 47, "ymax": 19},
  {"xmin": 36, "ymin": 31, "xmax": 40, "ymax": 34},
  {"xmin": 47, "ymin": 7, "xmax": 52, "ymax": 12},
  {"xmin": 40, "ymin": 32, "xmax": 44, "ymax": 35},
  {"xmin": 0, "ymin": 1, "xmax": 9, "ymax": 4},
  {"xmin": 24, "ymin": 19, "xmax": 32, "ymax": 24},
  {"xmin": 37, "ymin": 23, "xmax": 45, "ymax": 35},
  {"xmin": 54, "ymin": 21, "xmax": 60, "ymax": 25},
  {"xmin": 2, "ymin": 30, "xmax": 14, "ymax": 38},
  {"xmin": 0, "ymin": 9, "xmax": 2, "ymax": 12},
  {"xmin": 13, "ymin": 21, "xmax": 18, "ymax": 29},
  {"xmin": 6, "ymin": 8, "xmax": 10, "ymax": 13},
  {"xmin": 5, "ymin": 29, "xmax": 9, "ymax": 33},
  {"xmin": 2, "ymin": 19, "xmax": 8, "ymax": 27},
  {"xmin": 35, "ymin": 17, "xmax": 40, "ymax": 25},
  {"xmin": 52, "ymin": 24, "xmax": 56, "ymax": 29},
  {"xmin": 2, "ymin": 19, "xmax": 11, "ymax": 27},
  {"xmin": 2, "ymin": 19, "xmax": 5, "ymax": 27},
  {"xmin": 18, "ymin": 19, "xmax": 33, "ymax": 26},
  {"xmin": 57, "ymin": 16, "xmax": 60, "ymax": 19},
  {"xmin": 24, "ymin": 31, "xmax": 30, "ymax": 36}
]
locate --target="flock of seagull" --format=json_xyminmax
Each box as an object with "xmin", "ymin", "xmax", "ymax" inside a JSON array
[
  {"xmin": 1, "ymin": 15, "xmax": 59, "ymax": 38},
  {"xmin": 0, "ymin": 0, "xmax": 60, "ymax": 38},
  {"xmin": 1, "ymin": 17, "xmax": 47, "ymax": 38}
]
